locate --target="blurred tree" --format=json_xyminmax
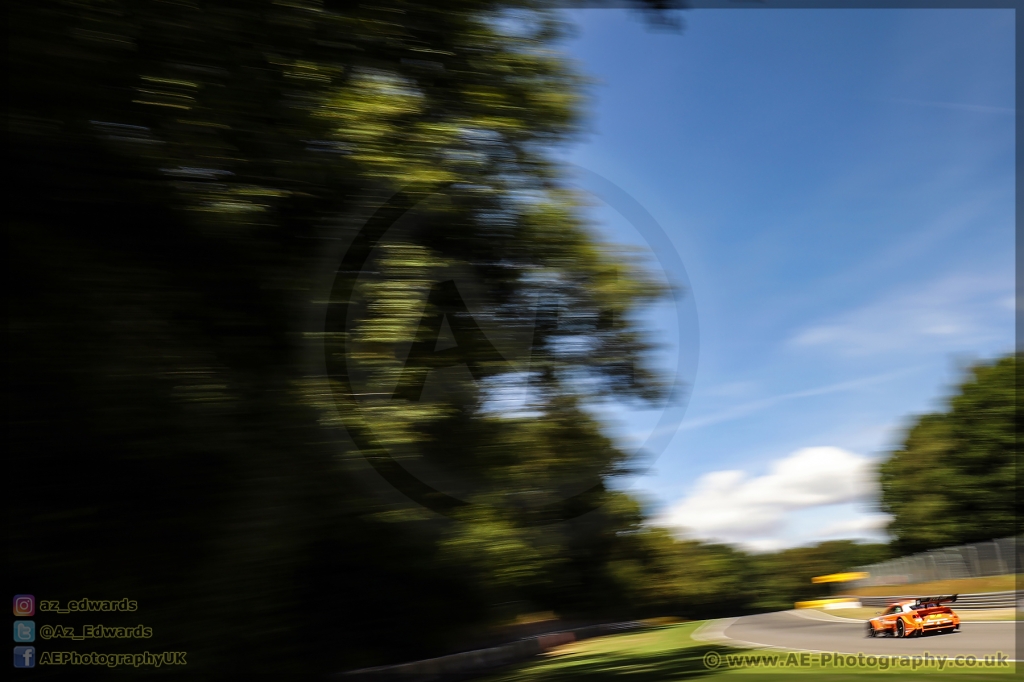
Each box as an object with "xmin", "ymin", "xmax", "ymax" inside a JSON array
[
  {"xmin": 603, "ymin": 531, "xmax": 754, "ymax": 618},
  {"xmin": 745, "ymin": 541, "xmax": 890, "ymax": 611},
  {"xmin": 880, "ymin": 354, "xmax": 1019, "ymax": 554},
  {"xmin": 9, "ymin": 0, "xmax": 680, "ymax": 677}
]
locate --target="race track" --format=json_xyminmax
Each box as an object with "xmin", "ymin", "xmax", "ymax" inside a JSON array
[{"xmin": 716, "ymin": 610, "xmax": 1017, "ymax": 659}]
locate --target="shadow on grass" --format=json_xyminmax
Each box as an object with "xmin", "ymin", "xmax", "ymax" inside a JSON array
[{"xmin": 487, "ymin": 640, "xmax": 736, "ymax": 682}]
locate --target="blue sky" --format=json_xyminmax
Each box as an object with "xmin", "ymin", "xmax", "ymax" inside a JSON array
[{"xmin": 558, "ymin": 8, "xmax": 1015, "ymax": 551}]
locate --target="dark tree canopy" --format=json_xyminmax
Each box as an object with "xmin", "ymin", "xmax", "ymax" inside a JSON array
[{"xmin": 9, "ymin": 0, "xmax": 680, "ymax": 675}]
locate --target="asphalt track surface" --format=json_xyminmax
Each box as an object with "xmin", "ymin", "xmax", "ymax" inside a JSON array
[{"xmin": 718, "ymin": 610, "xmax": 1018, "ymax": 660}]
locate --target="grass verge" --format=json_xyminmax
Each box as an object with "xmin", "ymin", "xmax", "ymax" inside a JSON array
[{"xmin": 477, "ymin": 621, "xmax": 1015, "ymax": 682}]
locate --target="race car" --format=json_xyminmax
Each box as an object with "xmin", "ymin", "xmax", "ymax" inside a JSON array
[{"xmin": 866, "ymin": 594, "xmax": 960, "ymax": 638}]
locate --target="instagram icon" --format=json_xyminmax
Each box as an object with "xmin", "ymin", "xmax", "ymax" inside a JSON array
[{"xmin": 13, "ymin": 595, "xmax": 34, "ymax": 617}]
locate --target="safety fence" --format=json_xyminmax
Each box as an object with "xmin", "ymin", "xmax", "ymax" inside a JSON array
[
  {"xmin": 855, "ymin": 590, "xmax": 1020, "ymax": 610},
  {"xmin": 850, "ymin": 536, "xmax": 1021, "ymax": 588}
]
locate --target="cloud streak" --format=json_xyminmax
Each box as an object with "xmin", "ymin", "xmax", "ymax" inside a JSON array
[
  {"xmin": 885, "ymin": 97, "xmax": 1015, "ymax": 115},
  {"xmin": 789, "ymin": 273, "xmax": 1013, "ymax": 357},
  {"xmin": 676, "ymin": 367, "xmax": 916, "ymax": 433}
]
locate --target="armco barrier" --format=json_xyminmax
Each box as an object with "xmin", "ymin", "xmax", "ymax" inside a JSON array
[
  {"xmin": 853, "ymin": 590, "xmax": 1021, "ymax": 610},
  {"xmin": 338, "ymin": 621, "xmax": 647, "ymax": 681}
]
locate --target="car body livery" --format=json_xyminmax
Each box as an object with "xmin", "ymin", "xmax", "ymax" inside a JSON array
[{"xmin": 866, "ymin": 594, "xmax": 960, "ymax": 638}]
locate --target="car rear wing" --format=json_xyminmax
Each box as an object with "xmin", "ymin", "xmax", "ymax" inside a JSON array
[{"xmin": 912, "ymin": 594, "xmax": 958, "ymax": 608}]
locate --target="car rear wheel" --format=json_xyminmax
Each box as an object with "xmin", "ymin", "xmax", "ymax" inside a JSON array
[{"xmin": 896, "ymin": 621, "xmax": 905, "ymax": 638}]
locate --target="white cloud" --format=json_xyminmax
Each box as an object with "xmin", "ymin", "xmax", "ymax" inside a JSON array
[
  {"xmin": 789, "ymin": 273, "xmax": 1012, "ymax": 357},
  {"xmin": 816, "ymin": 514, "xmax": 892, "ymax": 539},
  {"xmin": 740, "ymin": 538, "xmax": 789, "ymax": 553},
  {"xmin": 654, "ymin": 446, "xmax": 879, "ymax": 549}
]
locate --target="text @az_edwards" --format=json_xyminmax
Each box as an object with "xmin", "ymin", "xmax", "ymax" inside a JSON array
[{"xmin": 39, "ymin": 624, "xmax": 153, "ymax": 640}]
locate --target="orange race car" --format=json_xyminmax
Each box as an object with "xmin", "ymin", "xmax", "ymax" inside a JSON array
[{"xmin": 866, "ymin": 594, "xmax": 960, "ymax": 638}]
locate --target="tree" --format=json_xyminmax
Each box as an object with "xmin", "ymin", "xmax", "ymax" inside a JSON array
[
  {"xmin": 745, "ymin": 541, "xmax": 890, "ymax": 611},
  {"xmin": 9, "ymin": 0, "xmax": 680, "ymax": 675},
  {"xmin": 879, "ymin": 354, "xmax": 1019, "ymax": 554}
]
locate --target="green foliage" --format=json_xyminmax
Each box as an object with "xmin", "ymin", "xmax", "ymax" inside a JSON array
[
  {"xmin": 9, "ymin": 0, "xmax": 678, "ymax": 676},
  {"xmin": 880, "ymin": 354, "xmax": 1019, "ymax": 554},
  {"xmin": 744, "ymin": 541, "xmax": 891, "ymax": 611}
]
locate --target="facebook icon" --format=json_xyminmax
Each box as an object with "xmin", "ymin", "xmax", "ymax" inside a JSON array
[{"xmin": 13, "ymin": 646, "xmax": 35, "ymax": 668}]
